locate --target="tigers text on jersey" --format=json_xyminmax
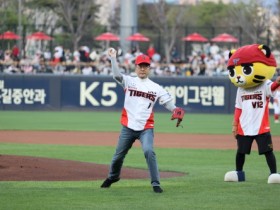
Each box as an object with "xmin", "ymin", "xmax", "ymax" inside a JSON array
[
  {"xmin": 235, "ymin": 80, "xmax": 275, "ymax": 136},
  {"xmin": 116, "ymin": 74, "xmax": 172, "ymax": 131}
]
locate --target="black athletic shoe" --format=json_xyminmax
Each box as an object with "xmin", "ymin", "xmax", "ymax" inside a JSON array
[
  {"xmin": 100, "ymin": 178, "xmax": 120, "ymax": 188},
  {"xmin": 153, "ymin": 186, "xmax": 163, "ymax": 193}
]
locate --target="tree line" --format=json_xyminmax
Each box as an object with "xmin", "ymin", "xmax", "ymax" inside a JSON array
[{"xmin": 0, "ymin": 0, "xmax": 279, "ymax": 62}]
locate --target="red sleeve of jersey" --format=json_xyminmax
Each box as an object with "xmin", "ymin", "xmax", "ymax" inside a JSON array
[
  {"xmin": 271, "ymin": 81, "xmax": 280, "ymax": 91},
  {"xmin": 234, "ymin": 108, "xmax": 242, "ymax": 123}
]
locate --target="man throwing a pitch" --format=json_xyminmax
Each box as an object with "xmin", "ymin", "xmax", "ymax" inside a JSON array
[{"xmin": 100, "ymin": 48, "xmax": 185, "ymax": 193}]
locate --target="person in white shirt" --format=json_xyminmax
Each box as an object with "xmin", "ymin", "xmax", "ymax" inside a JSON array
[
  {"xmin": 100, "ymin": 48, "xmax": 185, "ymax": 193},
  {"xmin": 273, "ymin": 86, "xmax": 280, "ymax": 123}
]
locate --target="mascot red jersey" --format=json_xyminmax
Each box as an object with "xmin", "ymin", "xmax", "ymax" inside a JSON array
[{"xmin": 224, "ymin": 44, "xmax": 280, "ymax": 184}]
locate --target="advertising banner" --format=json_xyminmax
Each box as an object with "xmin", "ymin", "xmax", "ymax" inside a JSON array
[{"xmin": 0, "ymin": 75, "xmax": 236, "ymax": 113}]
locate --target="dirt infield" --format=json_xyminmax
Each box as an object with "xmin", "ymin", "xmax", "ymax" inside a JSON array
[{"xmin": 1, "ymin": 131, "xmax": 280, "ymax": 181}]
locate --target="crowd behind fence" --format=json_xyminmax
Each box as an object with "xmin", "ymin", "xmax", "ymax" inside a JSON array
[{"xmin": 1, "ymin": 43, "xmax": 280, "ymax": 77}]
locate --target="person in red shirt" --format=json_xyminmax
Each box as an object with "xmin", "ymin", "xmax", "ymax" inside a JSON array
[
  {"xmin": 146, "ymin": 44, "xmax": 155, "ymax": 59},
  {"xmin": 11, "ymin": 45, "xmax": 20, "ymax": 61}
]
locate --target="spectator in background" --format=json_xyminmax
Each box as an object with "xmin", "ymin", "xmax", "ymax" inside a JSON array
[
  {"xmin": 31, "ymin": 50, "xmax": 42, "ymax": 72},
  {"xmin": 276, "ymin": 68, "xmax": 280, "ymax": 76},
  {"xmin": 43, "ymin": 50, "xmax": 52, "ymax": 62},
  {"xmin": 189, "ymin": 53, "xmax": 200, "ymax": 75},
  {"xmin": 132, "ymin": 46, "xmax": 142, "ymax": 58},
  {"xmin": 171, "ymin": 46, "xmax": 179, "ymax": 63},
  {"xmin": 53, "ymin": 46, "xmax": 64, "ymax": 65},
  {"xmin": 117, "ymin": 46, "xmax": 123, "ymax": 57},
  {"xmin": 273, "ymin": 87, "xmax": 280, "ymax": 123},
  {"xmin": 152, "ymin": 52, "xmax": 161, "ymax": 63},
  {"xmin": 209, "ymin": 42, "xmax": 219, "ymax": 56},
  {"xmin": 147, "ymin": 43, "xmax": 156, "ymax": 59},
  {"xmin": 0, "ymin": 50, "xmax": 4, "ymax": 60},
  {"xmin": 64, "ymin": 49, "xmax": 73, "ymax": 62},
  {"xmin": 4, "ymin": 50, "xmax": 12, "ymax": 63},
  {"xmin": 73, "ymin": 49, "xmax": 80, "ymax": 62},
  {"xmin": 52, "ymin": 46, "xmax": 65, "ymax": 74},
  {"xmin": 123, "ymin": 50, "xmax": 134, "ymax": 70},
  {"xmin": 204, "ymin": 42, "xmax": 211, "ymax": 55},
  {"xmin": 81, "ymin": 63, "xmax": 93, "ymax": 75},
  {"xmin": 20, "ymin": 55, "xmax": 34, "ymax": 74},
  {"xmin": 11, "ymin": 45, "xmax": 20, "ymax": 61},
  {"xmin": 198, "ymin": 57, "xmax": 206, "ymax": 76},
  {"xmin": 89, "ymin": 49, "xmax": 99, "ymax": 62},
  {"xmin": 204, "ymin": 54, "xmax": 216, "ymax": 76},
  {"xmin": 79, "ymin": 46, "xmax": 91, "ymax": 63}
]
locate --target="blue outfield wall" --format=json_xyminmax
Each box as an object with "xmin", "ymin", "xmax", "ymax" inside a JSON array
[{"xmin": 0, "ymin": 74, "xmax": 237, "ymax": 113}]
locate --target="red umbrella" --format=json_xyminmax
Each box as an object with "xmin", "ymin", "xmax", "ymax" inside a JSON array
[
  {"xmin": 0, "ymin": 31, "xmax": 21, "ymax": 40},
  {"xmin": 26, "ymin": 32, "xmax": 53, "ymax": 40},
  {"xmin": 95, "ymin": 32, "xmax": 120, "ymax": 41},
  {"xmin": 211, "ymin": 33, "xmax": 238, "ymax": 43},
  {"xmin": 126, "ymin": 33, "xmax": 150, "ymax": 42},
  {"xmin": 182, "ymin": 33, "xmax": 208, "ymax": 42}
]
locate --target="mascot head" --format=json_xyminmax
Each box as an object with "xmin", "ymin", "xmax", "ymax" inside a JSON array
[{"xmin": 227, "ymin": 44, "xmax": 276, "ymax": 88}]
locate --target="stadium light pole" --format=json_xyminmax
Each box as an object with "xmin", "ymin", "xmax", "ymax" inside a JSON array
[
  {"xmin": 17, "ymin": 0, "xmax": 23, "ymax": 58},
  {"xmin": 120, "ymin": 0, "xmax": 137, "ymax": 54}
]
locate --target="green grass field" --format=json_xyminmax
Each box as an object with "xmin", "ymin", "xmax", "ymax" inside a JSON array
[
  {"xmin": 0, "ymin": 111, "xmax": 280, "ymax": 210},
  {"xmin": 1, "ymin": 111, "xmax": 280, "ymax": 135}
]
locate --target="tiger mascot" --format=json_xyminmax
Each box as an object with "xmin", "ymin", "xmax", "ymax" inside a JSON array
[{"xmin": 224, "ymin": 44, "xmax": 280, "ymax": 184}]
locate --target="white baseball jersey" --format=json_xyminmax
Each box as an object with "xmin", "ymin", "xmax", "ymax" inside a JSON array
[
  {"xmin": 273, "ymin": 89, "xmax": 280, "ymax": 115},
  {"xmin": 115, "ymin": 74, "xmax": 172, "ymax": 131},
  {"xmin": 235, "ymin": 80, "xmax": 275, "ymax": 136}
]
